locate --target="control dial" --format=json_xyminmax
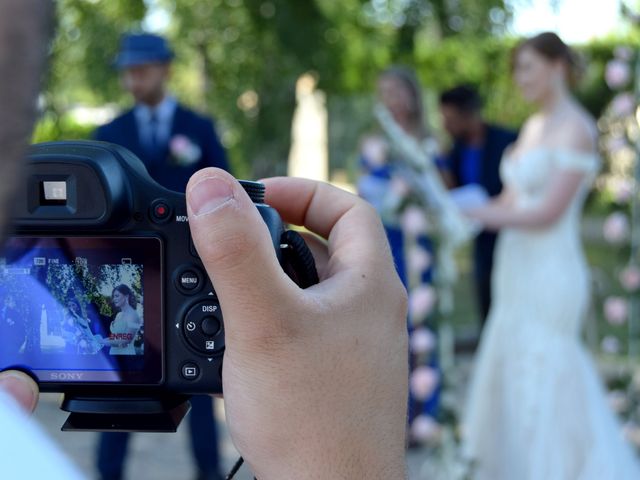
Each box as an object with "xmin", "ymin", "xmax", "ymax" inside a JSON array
[{"xmin": 182, "ymin": 300, "xmax": 225, "ymax": 355}]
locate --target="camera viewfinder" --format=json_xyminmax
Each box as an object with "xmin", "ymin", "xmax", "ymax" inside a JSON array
[{"xmin": 40, "ymin": 180, "xmax": 68, "ymax": 206}]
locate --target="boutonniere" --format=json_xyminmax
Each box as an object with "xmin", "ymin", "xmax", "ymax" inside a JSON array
[{"xmin": 169, "ymin": 135, "xmax": 201, "ymax": 166}]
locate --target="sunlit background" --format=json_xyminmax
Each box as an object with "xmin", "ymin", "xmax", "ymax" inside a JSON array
[{"xmin": 32, "ymin": 1, "xmax": 640, "ymax": 478}]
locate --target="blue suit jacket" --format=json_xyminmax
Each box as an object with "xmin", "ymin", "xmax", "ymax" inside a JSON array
[
  {"xmin": 444, "ymin": 124, "xmax": 518, "ymax": 278},
  {"xmin": 94, "ymin": 104, "xmax": 229, "ymax": 192}
]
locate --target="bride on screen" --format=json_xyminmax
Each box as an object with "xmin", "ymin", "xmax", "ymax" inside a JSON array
[
  {"xmin": 461, "ymin": 32, "xmax": 640, "ymax": 479},
  {"xmin": 101, "ymin": 284, "xmax": 140, "ymax": 355}
]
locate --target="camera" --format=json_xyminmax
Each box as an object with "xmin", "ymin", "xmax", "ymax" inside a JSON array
[{"xmin": 0, "ymin": 141, "xmax": 316, "ymax": 431}]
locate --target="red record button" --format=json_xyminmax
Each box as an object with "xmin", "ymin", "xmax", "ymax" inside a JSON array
[{"xmin": 150, "ymin": 200, "xmax": 172, "ymax": 222}]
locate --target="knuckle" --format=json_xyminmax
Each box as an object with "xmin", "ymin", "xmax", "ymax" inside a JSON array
[
  {"xmin": 199, "ymin": 227, "xmax": 259, "ymax": 272},
  {"xmin": 226, "ymin": 303, "xmax": 301, "ymax": 348},
  {"xmin": 394, "ymin": 283, "xmax": 409, "ymax": 323},
  {"xmin": 358, "ymin": 201, "xmax": 381, "ymax": 222},
  {"xmin": 366, "ymin": 261, "xmax": 408, "ymax": 327}
]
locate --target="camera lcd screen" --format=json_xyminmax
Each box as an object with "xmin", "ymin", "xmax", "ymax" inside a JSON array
[{"xmin": 0, "ymin": 237, "xmax": 162, "ymax": 384}]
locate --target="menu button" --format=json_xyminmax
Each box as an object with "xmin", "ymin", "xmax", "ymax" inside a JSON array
[{"xmin": 180, "ymin": 271, "xmax": 200, "ymax": 290}]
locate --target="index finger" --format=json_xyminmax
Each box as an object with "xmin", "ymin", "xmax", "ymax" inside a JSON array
[{"xmin": 261, "ymin": 177, "xmax": 392, "ymax": 270}]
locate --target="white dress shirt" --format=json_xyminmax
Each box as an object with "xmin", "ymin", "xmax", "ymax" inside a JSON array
[{"xmin": 134, "ymin": 96, "xmax": 177, "ymax": 150}]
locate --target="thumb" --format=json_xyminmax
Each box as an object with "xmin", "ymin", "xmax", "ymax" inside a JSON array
[
  {"xmin": 186, "ymin": 169, "xmax": 295, "ymax": 335},
  {"xmin": 0, "ymin": 370, "xmax": 39, "ymax": 413}
]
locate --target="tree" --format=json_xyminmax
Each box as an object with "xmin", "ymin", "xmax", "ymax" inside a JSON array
[{"xmin": 42, "ymin": 0, "xmax": 146, "ymax": 130}]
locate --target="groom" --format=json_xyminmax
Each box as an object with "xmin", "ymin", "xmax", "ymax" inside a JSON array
[
  {"xmin": 93, "ymin": 33, "xmax": 226, "ymax": 480},
  {"xmin": 438, "ymin": 85, "xmax": 517, "ymax": 328}
]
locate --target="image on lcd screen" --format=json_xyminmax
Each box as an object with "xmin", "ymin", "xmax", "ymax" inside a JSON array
[{"xmin": 0, "ymin": 237, "xmax": 162, "ymax": 383}]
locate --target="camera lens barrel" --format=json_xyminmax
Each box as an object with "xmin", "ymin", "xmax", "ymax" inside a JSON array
[{"xmin": 239, "ymin": 180, "xmax": 265, "ymax": 204}]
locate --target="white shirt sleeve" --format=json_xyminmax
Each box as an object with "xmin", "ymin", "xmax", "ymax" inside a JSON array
[{"xmin": 0, "ymin": 391, "xmax": 86, "ymax": 479}]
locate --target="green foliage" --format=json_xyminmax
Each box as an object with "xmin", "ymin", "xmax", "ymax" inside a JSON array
[
  {"xmin": 47, "ymin": 0, "xmax": 146, "ymax": 108},
  {"xmin": 38, "ymin": 1, "xmax": 631, "ymax": 179},
  {"xmin": 41, "ymin": 0, "xmax": 512, "ymax": 177},
  {"xmin": 32, "ymin": 113, "xmax": 94, "ymax": 143},
  {"xmin": 43, "ymin": 261, "xmax": 144, "ymax": 318}
]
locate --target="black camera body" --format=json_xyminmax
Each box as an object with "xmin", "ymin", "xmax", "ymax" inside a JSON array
[{"xmin": 1, "ymin": 141, "xmax": 297, "ymax": 408}]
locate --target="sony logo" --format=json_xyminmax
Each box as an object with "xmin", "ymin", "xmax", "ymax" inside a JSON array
[{"xmin": 50, "ymin": 372, "xmax": 84, "ymax": 380}]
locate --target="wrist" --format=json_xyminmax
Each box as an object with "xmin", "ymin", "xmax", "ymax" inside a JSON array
[
  {"xmin": 243, "ymin": 421, "xmax": 407, "ymax": 480},
  {"xmin": 251, "ymin": 448, "xmax": 406, "ymax": 480}
]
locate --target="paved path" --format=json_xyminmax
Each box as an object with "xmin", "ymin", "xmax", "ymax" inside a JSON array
[{"xmin": 34, "ymin": 393, "xmax": 428, "ymax": 479}]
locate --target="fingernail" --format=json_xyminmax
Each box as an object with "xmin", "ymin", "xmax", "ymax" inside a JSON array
[
  {"xmin": 188, "ymin": 176, "xmax": 234, "ymax": 216},
  {"xmin": 0, "ymin": 371, "xmax": 37, "ymax": 412}
]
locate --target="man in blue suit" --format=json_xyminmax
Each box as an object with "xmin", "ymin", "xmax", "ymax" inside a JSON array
[
  {"xmin": 94, "ymin": 33, "xmax": 228, "ymax": 192},
  {"xmin": 438, "ymin": 86, "xmax": 518, "ymax": 328},
  {"xmin": 94, "ymin": 33, "xmax": 225, "ymax": 480}
]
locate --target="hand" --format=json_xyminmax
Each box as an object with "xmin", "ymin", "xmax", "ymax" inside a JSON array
[
  {"xmin": 0, "ymin": 370, "xmax": 39, "ymax": 413},
  {"xmin": 187, "ymin": 170, "xmax": 409, "ymax": 479}
]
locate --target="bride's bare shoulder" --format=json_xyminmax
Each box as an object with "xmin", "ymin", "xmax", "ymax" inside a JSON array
[{"xmin": 560, "ymin": 103, "xmax": 598, "ymax": 153}]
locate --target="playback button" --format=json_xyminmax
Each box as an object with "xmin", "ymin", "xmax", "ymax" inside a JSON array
[{"xmin": 181, "ymin": 362, "xmax": 200, "ymax": 380}]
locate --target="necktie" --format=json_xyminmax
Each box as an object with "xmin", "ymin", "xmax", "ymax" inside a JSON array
[{"xmin": 148, "ymin": 111, "xmax": 159, "ymax": 151}]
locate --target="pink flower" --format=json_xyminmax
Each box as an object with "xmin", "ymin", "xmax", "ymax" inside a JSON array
[
  {"xmin": 390, "ymin": 176, "xmax": 410, "ymax": 198},
  {"xmin": 623, "ymin": 422, "xmax": 640, "ymax": 448},
  {"xmin": 620, "ymin": 265, "xmax": 640, "ymax": 292},
  {"xmin": 610, "ymin": 93, "xmax": 636, "ymax": 117},
  {"xmin": 410, "ymin": 328, "xmax": 436, "ymax": 354},
  {"xmin": 606, "ymin": 136, "xmax": 629, "ymax": 154},
  {"xmin": 170, "ymin": 134, "xmax": 190, "ymax": 153},
  {"xmin": 409, "ymin": 285, "xmax": 437, "ymax": 321},
  {"xmin": 170, "ymin": 134, "xmax": 201, "ymax": 166},
  {"xmin": 410, "ymin": 366, "xmax": 440, "ymax": 400},
  {"xmin": 611, "ymin": 177, "xmax": 634, "ymax": 204},
  {"xmin": 607, "ymin": 390, "xmax": 629, "ymax": 413},
  {"xmin": 601, "ymin": 335, "xmax": 620, "ymax": 354},
  {"xmin": 603, "ymin": 212, "xmax": 630, "ymax": 244},
  {"xmin": 605, "ymin": 59, "xmax": 631, "ymax": 90},
  {"xmin": 614, "ymin": 46, "xmax": 634, "ymax": 62},
  {"xmin": 410, "ymin": 415, "xmax": 441, "ymax": 443},
  {"xmin": 400, "ymin": 206, "xmax": 428, "ymax": 237},
  {"xmin": 361, "ymin": 136, "xmax": 388, "ymax": 168},
  {"xmin": 407, "ymin": 244, "xmax": 432, "ymax": 275},
  {"xmin": 604, "ymin": 296, "xmax": 629, "ymax": 326}
]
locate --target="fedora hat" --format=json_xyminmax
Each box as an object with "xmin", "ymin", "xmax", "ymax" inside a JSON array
[{"xmin": 114, "ymin": 33, "xmax": 174, "ymax": 69}]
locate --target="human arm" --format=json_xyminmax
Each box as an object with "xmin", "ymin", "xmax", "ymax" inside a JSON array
[
  {"xmin": 466, "ymin": 169, "xmax": 585, "ymax": 231},
  {"xmin": 467, "ymin": 116, "xmax": 597, "ymax": 231},
  {"xmin": 435, "ymin": 151, "xmax": 458, "ymax": 189},
  {"xmin": 467, "ymin": 112, "xmax": 599, "ymax": 230},
  {"xmin": 186, "ymin": 170, "xmax": 408, "ymax": 479}
]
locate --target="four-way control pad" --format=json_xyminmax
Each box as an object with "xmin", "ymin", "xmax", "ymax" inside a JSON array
[{"xmin": 182, "ymin": 300, "xmax": 225, "ymax": 355}]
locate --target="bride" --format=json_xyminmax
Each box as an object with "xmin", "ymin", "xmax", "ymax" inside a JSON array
[{"xmin": 462, "ymin": 32, "xmax": 640, "ymax": 479}]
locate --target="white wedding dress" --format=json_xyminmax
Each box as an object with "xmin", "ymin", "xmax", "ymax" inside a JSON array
[{"xmin": 462, "ymin": 148, "xmax": 640, "ymax": 479}]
